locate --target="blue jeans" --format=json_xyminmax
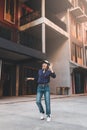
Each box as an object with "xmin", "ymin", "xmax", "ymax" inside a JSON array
[{"xmin": 36, "ymin": 84, "xmax": 51, "ymax": 116}]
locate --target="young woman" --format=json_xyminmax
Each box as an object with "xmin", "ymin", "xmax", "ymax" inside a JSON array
[{"xmin": 26, "ymin": 60, "xmax": 56, "ymax": 122}]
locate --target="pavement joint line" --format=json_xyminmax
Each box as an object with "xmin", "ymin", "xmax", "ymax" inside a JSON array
[{"xmin": 0, "ymin": 94, "xmax": 87, "ymax": 105}]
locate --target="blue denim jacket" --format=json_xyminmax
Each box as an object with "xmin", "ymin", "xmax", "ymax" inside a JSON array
[{"xmin": 37, "ymin": 69, "xmax": 56, "ymax": 84}]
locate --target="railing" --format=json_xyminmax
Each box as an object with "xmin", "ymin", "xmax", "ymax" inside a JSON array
[
  {"xmin": 20, "ymin": 10, "xmax": 67, "ymax": 31},
  {"xmin": 0, "ymin": 25, "xmax": 41, "ymax": 51},
  {"xmin": 20, "ymin": 11, "xmax": 41, "ymax": 26},
  {"xmin": 19, "ymin": 32, "xmax": 41, "ymax": 51}
]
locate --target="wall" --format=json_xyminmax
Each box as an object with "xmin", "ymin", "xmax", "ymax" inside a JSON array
[{"xmin": 46, "ymin": 38, "xmax": 71, "ymax": 94}]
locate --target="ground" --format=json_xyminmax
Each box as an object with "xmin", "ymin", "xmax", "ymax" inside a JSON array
[{"xmin": 0, "ymin": 95, "xmax": 87, "ymax": 130}]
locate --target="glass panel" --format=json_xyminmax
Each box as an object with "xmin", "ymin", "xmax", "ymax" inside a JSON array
[
  {"xmin": 70, "ymin": 16, "xmax": 76, "ymax": 37},
  {"xmin": 0, "ymin": 26, "xmax": 11, "ymax": 40},
  {"xmin": 85, "ymin": 49, "xmax": 87, "ymax": 66},
  {"xmin": 76, "ymin": 45, "xmax": 83, "ymax": 65},
  {"xmin": 76, "ymin": 23, "xmax": 83, "ymax": 42},
  {"xmin": 85, "ymin": 31, "xmax": 87, "ymax": 44},
  {"xmin": 71, "ymin": 43, "xmax": 76, "ymax": 62}
]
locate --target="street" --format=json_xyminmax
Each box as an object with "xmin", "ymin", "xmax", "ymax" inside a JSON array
[{"xmin": 0, "ymin": 96, "xmax": 87, "ymax": 130}]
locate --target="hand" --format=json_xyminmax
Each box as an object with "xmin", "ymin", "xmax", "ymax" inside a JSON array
[
  {"xmin": 25, "ymin": 77, "xmax": 34, "ymax": 81},
  {"xmin": 49, "ymin": 63, "xmax": 54, "ymax": 73}
]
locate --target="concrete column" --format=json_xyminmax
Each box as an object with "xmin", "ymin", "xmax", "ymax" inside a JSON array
[
  {"xmin": 67, "ymin": 9, "xmax": 71, "ymax": 60},
  {"xmin": 76, "ymin": 0, "xmax": 78, "ymax": 6},
  {"xmin": 0, "ymin": 60, "xmax": 2, "ymax": 97},
  {"xmin": 41, "ymin": 0, "xmax": 45, "ymax": 17},
  {"xmin": 16, "ymin": 65, "xmax": 19, "ymax": 96},
  {"xmin": 41, "ymin": 0, "xmax": 46, "ymax": 53},
  {"xmin": 82, "ymin": 23, "xmax": 85, "ymax": 66},
  {"xmin": 18, "ymin": 1, "xmax": 21, "ymax": 27},
  {"xmin": 0, "ymin": 60, "xmax": 2, "ymax": 80},
  {"xmin": 17, "ymin": 1, "xmax": 21, "ymax": 44},
  {"xmin": 83, "ymin": 46, "xmax": 86, "ymax": 66},
  {"xmin": 42, "ymin": 23, "xmax": 46, "ymax": 53}
]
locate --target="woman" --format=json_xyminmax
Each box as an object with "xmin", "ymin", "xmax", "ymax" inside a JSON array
[{"xmin": 26, "ymin": 60, "xmax": 56, "ymax": 122}]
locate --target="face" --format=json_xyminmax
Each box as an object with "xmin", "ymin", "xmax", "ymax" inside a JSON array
[{"xmin": 42, "ymin": 63, "xmax": 48, "ymax": 70}]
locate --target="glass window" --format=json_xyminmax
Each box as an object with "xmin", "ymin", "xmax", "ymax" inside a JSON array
[
  {"xmin": 85, "ymin": 31, "xmax": 87, "ymax": 44},
  {"xmin": 71, "ymin": 43, "xmax": 83, "ymax": 64},
  {"xmin": 70, "ymin": 17, "xmax": 76, "ymax": 38},
  {"xmin": 71, "ymin": 43, "xmax": 76, "ymax": 62},
  {"xmin": 76, "ymin": 46, "xmax": 82, "ymax": 59},
  {"xmin": 76, "ymin": 23, "xmax": 83, "ymax": 42},
  {"xmin": 76, "ymin": 45, "xmax": 83, "ymax": 65},
  {"xmin": 4, "ymin": 0, "xmax": 16, "ymax": 24},
  {"xmin": 0, "ymin": 26, "xmax": 11, "ymax": 40},
  {"xmin": 85, "ymin": 49, "xmax": 87, "ymax": 66}
]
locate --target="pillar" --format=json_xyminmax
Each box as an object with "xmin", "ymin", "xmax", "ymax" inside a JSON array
[
  {"xmin": 0, "ymin": 60, "xmax": 2, "ymax": 96},
  {"xmin": 16, "ymin": 65, "xmax": 19, "ymax": 96}
]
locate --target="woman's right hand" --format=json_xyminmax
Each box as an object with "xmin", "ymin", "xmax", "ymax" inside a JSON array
[{"xmin": 25, "ymin": 77, "xmax": 34, "ymax": 81}]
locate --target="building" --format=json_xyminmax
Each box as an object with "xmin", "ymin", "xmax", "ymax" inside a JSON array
[
  {"xmin": 0, "ymin": 0, "xmax": 87, "ymax": 97},
  {"xmin": 0, "ymin": 0, "xmax": 46, "ymax": 97},
  {"xmin": 69, "ymin": 0, "xmax": 87, "ymax": 94}
]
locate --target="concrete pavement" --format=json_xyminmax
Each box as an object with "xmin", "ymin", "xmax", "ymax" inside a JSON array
[{"xmin": 0, "ymin": 96, "xmax": 87, "ymax": 130}]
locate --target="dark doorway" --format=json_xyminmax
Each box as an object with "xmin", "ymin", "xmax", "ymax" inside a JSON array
[
  {"xmin": 2, "ymin": 62, "xmax": 16, "ymax": 96},
  {"xmin": 19, "ymin": 66, "xmax": 38, "ymax": 95},
  {"xmin": 74, "ymin": 70, "xmax": 84, "ymax": 94}
]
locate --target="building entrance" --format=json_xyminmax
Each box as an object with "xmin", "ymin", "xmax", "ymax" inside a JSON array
[
  {"xmin": 19, "ymin": 65, "xmax": 38, "ymax": 95},
  {"xmin": 74, "ymin": 69, "xmax": 85, "ymax": 94},
  {"xmin": 2, "ymin": 62, "xmax": 16, "ymax": 96}
]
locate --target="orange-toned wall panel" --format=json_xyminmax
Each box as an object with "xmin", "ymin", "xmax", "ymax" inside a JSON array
[{"xmin": 0, "ymin": 0, "xmax": 18, "ymax": 29}]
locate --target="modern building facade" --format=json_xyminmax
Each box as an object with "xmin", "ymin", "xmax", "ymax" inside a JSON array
[
  {"xmin": 0, "ymin": 0, "xmax": 87, "ymax": 97},
  {"xmin": 69, "ymin": 0, "xmax": 87, "ymax": 94}
]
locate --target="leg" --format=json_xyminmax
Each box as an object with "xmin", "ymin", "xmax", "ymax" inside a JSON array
[
  {"xmin": 36, "ymin": 87, "xmax": 44, "ymax": 114},
  {"xmin": 44, "ymin": 86, "xmax": 51, "ymax": 116}
]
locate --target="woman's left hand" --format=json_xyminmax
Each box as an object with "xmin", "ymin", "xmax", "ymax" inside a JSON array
[{"xmin": 49, "ymin": 63, "xmax": 54, "ymax": 73}]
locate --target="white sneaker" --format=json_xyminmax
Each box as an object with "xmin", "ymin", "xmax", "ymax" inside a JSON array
[
  {"xmin": 47, "ymin": 116, "xmax": 51, "ymax": 122},
  {"xmin": 40, "ymin": 113, "xmax": 44, "ymax": 120}
]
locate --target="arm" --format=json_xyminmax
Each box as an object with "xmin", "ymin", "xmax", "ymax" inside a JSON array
[{"xmin": 26, "ymin": 71, "xmax": 39, "ymax": 81}]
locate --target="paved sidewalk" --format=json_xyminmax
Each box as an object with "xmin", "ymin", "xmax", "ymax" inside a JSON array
[{"xmin": 0, "ymin": 96, "xmax": 87, "ymax": 130}]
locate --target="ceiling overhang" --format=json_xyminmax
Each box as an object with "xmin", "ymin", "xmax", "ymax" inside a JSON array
[
  {"xmin": 46, "ymin": 0, "xmax": 72, "ymax": 13},
  {"xmin": 70, "ymin": 7, "xmax": 83, "ymax": 17},
  {"xmin": 0, "ymin": 38, "xmax": 46, "ymax": 61}
]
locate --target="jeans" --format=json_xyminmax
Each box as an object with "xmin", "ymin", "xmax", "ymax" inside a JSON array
[{"xmin": 36, "ymin": 84, "xmax": 51, "ymax": 116}]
